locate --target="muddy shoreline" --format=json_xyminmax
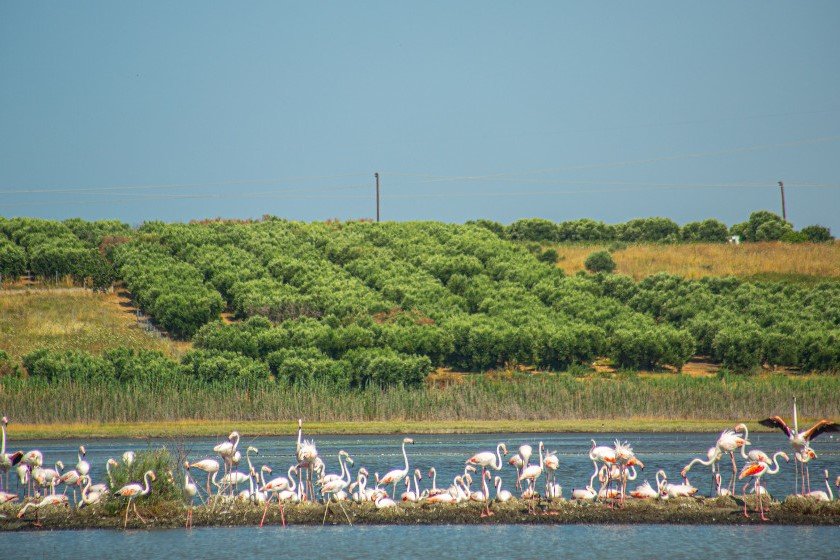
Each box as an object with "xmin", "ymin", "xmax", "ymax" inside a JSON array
[{"xmin": 2, "ymin": 497, "xmax": 838, "ymax": 531}]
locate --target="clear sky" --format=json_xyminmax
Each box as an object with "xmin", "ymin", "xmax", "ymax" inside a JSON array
[{"xmin": 1, "ymin": 1, "xmax": 838, "ymax": 230}]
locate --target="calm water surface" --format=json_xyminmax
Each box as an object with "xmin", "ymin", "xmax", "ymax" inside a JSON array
[
  {"xmin": 3, "ymin": 432, "xmax": 838, "ymax": 559},
  {"xmin": 7, "ymin": 431, "xmax": 838, "ymax": 498},
  {"xmin": 2, "ymin": 525, "xmax": 839, "ymax": 560}
]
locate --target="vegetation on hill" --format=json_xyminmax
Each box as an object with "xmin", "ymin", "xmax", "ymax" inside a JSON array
[{"xmin": 0, "ymin": 216, "xmax": 838, "ymax": 401}]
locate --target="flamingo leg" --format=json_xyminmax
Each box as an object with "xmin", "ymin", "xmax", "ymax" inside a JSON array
[
  {"xmin": 758, "ymin": 479, "xmax": 768, "ymax": 521},
  {"xmin": 729, "ymin": 452, "xmax": 737, "ymax": 494},
  {"xmin": 260, "ymin": 495, "xmax": 271, "ymax": 528},
  {"xmin": 124, "ymin": 498, "xmax": 132, "ymax": 529},
  {"xmin": 742, "ymin": 481, "xmax": 750, "ymax": 518},
  {"xmin": 133, "ymin": 501, "xmax": 146, "ymax": 524}
]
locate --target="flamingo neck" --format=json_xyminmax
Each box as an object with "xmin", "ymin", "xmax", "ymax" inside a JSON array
[
  {"xmin": 430, "ymin": 468, "xmax": 437, "ymax": 490},
  {"xmin": 793, "ymin": 397, "xmax": 798, "ymax": 434},
  {"xmin": 768, "ymin": 453, "xmax": 785, "ymax": 475},
  {"xmin": 401, "ymin": 442, "xmax": 409, "ymax": 472},
  {"xmin": 826, "ymin": 474, "xmax": 834, "ymax": 501},
  {"xmin": 588, "ymin": 460, "xmax": 598, "ymax": 488},
  {"xmin": 413, "ymin": 472, "xmax": 420, "ymax": 496},
  {"xmin": 494, "ymin": 443, "xmax": 504, "ymax": 470},
  {"xmin": 739, "ymin": 426, "xmax": 750, "ymax": 460},
  {"xmin": 1, "ymin": 421, "xmax": 6, "ymax": 455},
  {"xmin": 287, "ymin": 466, "xmax": 297, "ymax": 491},
  {"xmin": 538, "ymin": 442, "xmax": 544, "ymax": 469},
  {"xmin": 142, "ymin": 472, "xmax": 152, "ymax": 495}
]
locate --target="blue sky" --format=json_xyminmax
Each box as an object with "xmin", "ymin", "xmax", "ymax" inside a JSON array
[{"xmin": 1, "ymin": 1, "xmax": 838, "ymax": 230}]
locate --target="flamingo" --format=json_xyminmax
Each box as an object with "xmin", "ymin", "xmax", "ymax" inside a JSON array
[
  {"xmin": 379, "ymin": 438, "xmax": 414, "ymax": 499},
  {"xmin": 115, "ymin": 470, "xmax": 156, "ymax": 528},
  {"xmin": 681, "ymin": 446, "xmax": 722, "ymax": 496},
  {"xmin": 20, "ymin": 450, "xmax": 43, "ymax": 497},
  {"xmin": 59, "ymin": 467, "xmax": 82, "ymax": 504},
  {"xmin": 76, "ymin": 446, "xmax": 90, "ymax": 477},
  {"xmin": 427, "ymin": 467, "xmax": 445, "ymax": 497},
  {"xmin": 714, "ymin": 428, "xmax": 749, "ymax": 495},
  {"xmin": 801, "ymin": 469, "xmax": 833, "ymax": 502},
  {"xmin": 519, "ymin": 441, "xmax": 544, "ymax": 513},
  {"xmin": 657, "ymin": 470, "xmax": 698, "ymax": 499},
  {"xmin": 494, "ymin": 476, "xmax": 512, "ymax": 502},
  {"xmin": 466, "ymin": 442, "xmax": 508, "ymax": 485},
  {"xmin": 759, "ymin": 398, "xmax": 838, "ymax": 495},
  {"xmin": 1, "ymin": 416, "xmax": 23, "ymax": 491},
  {"xmin": 16, "ymin": 493, "xmax": 69, "ymax": 526},
  {"xmin": 794, "ymin": 446, "xmax": 818, "ymax": 494},
  {"xmin": 183, "ymin": 461, "xmax": 198, "ymax": 528},
  {"xmin": 260, "ymin": 465, "xmax": 297, "ymax": 528},
  {"xmin": 79, "ymin": 474, "xmax": 108, "ymax": 507},
  {"xmin": 571, "ymin": 460, "xmax": 600, "ymax": 501},
  {"xmin": 122, "ymin": 451, "xmax": 135, "ymax": 467},
  {"xmin": 739, "ymin": 451, "xmax": 788, "ymax": 521},
  {"xmin": 629, "ymin": 480, "xmax": 659, "ymax": 499},
  {"xmin": 188, "ymin": 458, "xmax": 220, "ymax": 496},
  {"xmin": 375, "ymin": 494, "xmax": 397, "ymax": 509},
  {"xmin": 33, "ymin": 460, "xmax": 63, "ymax": 496},
  {"xmin": 714, "ymin": 473, "xmax": 732, "ymax": 497},
  {"xmin": 295, "ymin": 419, "xmax": 319, "ymax": 499},
  {"xmin": 507, "ymin": 454, "xmax": 524, "ymax": 491},
  {"xmin": 544, "ymin": 449, "xmax": 560, "ymax": 498},
  {"xmin": 400, "ymin": 469, "xmax": 423, "ymax": 502}
]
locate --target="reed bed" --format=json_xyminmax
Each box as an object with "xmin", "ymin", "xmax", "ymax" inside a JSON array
[
  {"xmin": 552, "ymin": 242, "xmax": 840, "ymax": 281},
  {"xmin": 2, "ymin": 373, "xmax": 838, "ymax": 425}
]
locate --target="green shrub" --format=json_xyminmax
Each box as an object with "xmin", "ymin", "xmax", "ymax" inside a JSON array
[
  {"xmin": 584, "ymin": 250, "xmax": 616, "ymax": 273},
  {"xmin": 711, "ymin": 327, "xmax": 764, "ymax": 372},
  {"xmin": 800, "ymin": 225, "xmax": 833, "ymax": 242},
  {"xmin": 344, "ymin": 348, "xmax": 432, "ymax": 388},
  {"xmin": 537, "ymin": 248, "xmax": 559, "ymax": 264}
]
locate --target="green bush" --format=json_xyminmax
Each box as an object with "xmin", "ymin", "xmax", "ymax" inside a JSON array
[
  {"xmin": 711, "ymin": 327, "xmax": 764, "ymax": 372},
  {"xmin": 800, "ymin": 225, "xmax": 833, "ymax": 242},
  {"xmin": 584, "ymin": 250, "xmax": 616, "ymax": 273},
  {"xmin": 537, "ymin": 248, "xmax": 559, "ymax": 264},
  {"xmin": 23, "ymin": 349, "xmax": 116, "ymax": 382},
  {"xmin": 0, "ymin": 238, "xmax": 27, "ymax": 280},
  {"xmin": 344, "ymin": 348, "xmax": 432, "ymax": 388},
  {"xmin": 681, "ymin": 219, "xmax": 729, "ymax": 242}
]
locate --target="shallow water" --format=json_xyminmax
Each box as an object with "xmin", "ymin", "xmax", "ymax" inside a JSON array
[
  {"xmin": 3, "ymin": 432, "xmax": 839, "ymax": 557},
  {"xmin": 2, "ymin": 524, "xmax": 839, "ymax": 560},
  {"xmin": 7, "ymin": 431, "xmax": 839, "ymax": 500}
]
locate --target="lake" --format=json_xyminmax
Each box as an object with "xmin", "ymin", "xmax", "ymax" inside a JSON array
[{"xmin": 2, "ymin": 431, "xmax": 838, "ymax": 558}]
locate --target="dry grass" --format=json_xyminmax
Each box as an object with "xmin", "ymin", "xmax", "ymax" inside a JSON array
[
  {"xmin": 551, "ymin": 242, "xmax": 840, "ymax": 281},
  {"xmin": 0, "ymin": 289, "xmax": 186, "ymax": 360}
]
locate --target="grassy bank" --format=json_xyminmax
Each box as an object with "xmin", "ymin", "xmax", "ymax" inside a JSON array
[
  {"xmin": 3, "ymin": 496, "xmax": 839, "ymax": 530},
  {"xmin": 0, "ymin": 289, "xmax": 186, "ymax": 359},
  {"xmin": 3, "ymin": 373, "xmax": 837, "ymax": 437},
  {"xmin": 550, "ymin": 241, "xmax": 840, "ymax": 281},
  {"xmin": 7, "ymin": 418, "xmax": 794, "ymax": 439}
]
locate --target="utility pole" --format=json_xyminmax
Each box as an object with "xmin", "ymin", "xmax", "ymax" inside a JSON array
[
  {"xmin": 375, "ymin": 172, "xmax": 380, "ymax": 222},
  {"xmin": 778, "ymin": 181, "xmax": 786, "ymax": 221}
]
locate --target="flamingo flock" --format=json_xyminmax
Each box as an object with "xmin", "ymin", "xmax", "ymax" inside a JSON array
[{"xmin": 0, "ymin": 403, "xmax": 837, "ymax": 528}]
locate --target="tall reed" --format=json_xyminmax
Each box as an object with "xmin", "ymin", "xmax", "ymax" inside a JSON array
[{"xmin": 2, "ymin": 373, "xmax": 837, "ymax": 424}]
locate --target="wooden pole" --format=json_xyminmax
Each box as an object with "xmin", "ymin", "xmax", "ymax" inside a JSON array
[
  {"xmin": 778, "ymin": 181, "xmax": 786, "ymax": 221},
  {"xmin": 375, "ymin": 172, "xmax": 380, "ymax": 222}
]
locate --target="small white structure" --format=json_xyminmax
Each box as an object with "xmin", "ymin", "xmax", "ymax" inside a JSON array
[{"xmin": 728, "ymin": 235, "xmax": 741, "ymax": 245}]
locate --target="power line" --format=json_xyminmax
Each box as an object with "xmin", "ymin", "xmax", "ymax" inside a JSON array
[
  {"xmin": 384, "ymin": 135, "xmax": 840, "ymax": 184},
  {"xmin": 0, "ymin": 172, "xmax": 369, "ymax": 196}
]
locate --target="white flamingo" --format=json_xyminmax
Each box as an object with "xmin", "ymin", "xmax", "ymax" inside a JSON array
[
  {"xmin": 115, "ymin": 470, "xmax": 156, "ymax": 528},
  {"xmin": 183, "ymin": 461, "xmax": 198, "ymax": 529},
  {"xmin": 379, "ymin": 438, "xmax": 414, "ymax": 499},
  {"xmin": 759, "ymin": 398, "xmax": 837, "ymax": 495},
  {"xmin": 1, "ymin": 416, "xmax": 23, "ymax": 491},
  {"xmin": 189, "ymin": 458, "xmax": 220, "ymax": 496}
]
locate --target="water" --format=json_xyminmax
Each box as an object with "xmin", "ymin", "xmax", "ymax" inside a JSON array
[
  {"xmin": 2, "ymin": 432, "xmax": 838, "ymax": 558},
  {"xmin": 2, "ymin": 525, "xmax": 839, "ymax": 560},
  {"xmin": 7, "ymin": 431, "xmax": 838, "ymax": 499}
]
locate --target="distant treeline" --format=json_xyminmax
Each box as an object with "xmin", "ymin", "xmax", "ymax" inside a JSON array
[{"xmin": 470, "ymin": 211, "xmax": 833, "ymax": 244}]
